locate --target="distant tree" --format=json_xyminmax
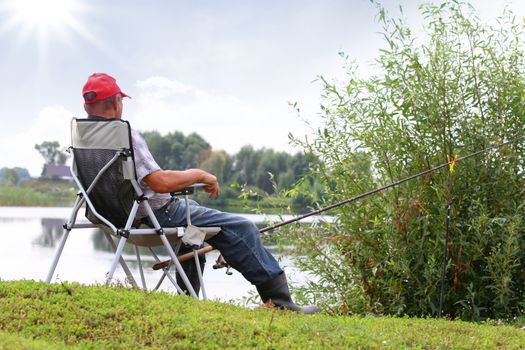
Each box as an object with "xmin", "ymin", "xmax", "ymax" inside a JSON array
[
  {"xmin": 200, "ymin": 150, "xmax": 233, "ymax": 184},
  {"xmin": 231, "ymin": 145, "xmax": 262, "ymax": 186},
  {"xmin": 230, "ymin": 146, "xmax": 311, "ymax": 194},
  {"xmin": 15, "ymin": 167, "xmax": 31, "ymax": 183},
  {"xmin": 0, "ymin": 168, "xmax": 18, "ymax": 186},
  {"xmin": 184, "ymin": 133, "xmax": 212, "ymax": 168},
  {"xmin": 141, "ymin": 130, "xmax": 313, "ymax": 204},
  {"xmin": 140, "ymin": 131, "xmax": 170, "ymax": 167},
  {"xmin": 0, "ymin": 167, "xmax": 30, "ymax": 186},
  {"xmin": 35, "ymin": 141, "xmax": 68, "ymax": 168},
  {"xmin": 141, "ymin": 131, "xmax": 211, "ymax": 170},
  {"xmin": 290, "ymin": 153, "xmax": 309, "ymax": 180}
]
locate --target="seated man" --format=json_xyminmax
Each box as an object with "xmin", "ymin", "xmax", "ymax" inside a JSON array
[{"xmin": 81, "ymin": 72, "xmax": 320, "ymax": 314}]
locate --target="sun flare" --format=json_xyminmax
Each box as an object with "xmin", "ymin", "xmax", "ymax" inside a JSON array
[
  {"xmin": 0, "ymin": 0, "xmax": 88, "ymax": 41},
  {"xmin": 12, "ymin": 0, "xmax": 78, "ymax": 28}
]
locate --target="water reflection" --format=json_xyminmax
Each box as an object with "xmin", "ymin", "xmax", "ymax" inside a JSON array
[
  {"xmin": 91, "ymin": 228, "xmax": 160, "ymax": 256},
  {"xmin": 0, "ymin": 207, "xmax": 313, "ymax": 302},
  {"xmin": 0, "ymin": 217, "xmax": 32, "ymax": 224},
  {"xmin": 91, "ymin": 228, "xmax": 114, "ymax": 252},
  {"xmin": 35, "ymin": 217, "xmax": 196, "ymax": 256},
  {"xmin": 34, "ymin": 217, "xmax": 116, "ymax": 253},
  {"xmin": 33, "ymin": 218, "xmax": 65, "ymax": 247},
  {"xmin": 30, "ymin": 212, "xmax": 291, "ymax": 265}
]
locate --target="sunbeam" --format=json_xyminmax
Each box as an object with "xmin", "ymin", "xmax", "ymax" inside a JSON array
[{"xmin": 0, "ymin": 0, "xmax": 124, "ymax": 73}]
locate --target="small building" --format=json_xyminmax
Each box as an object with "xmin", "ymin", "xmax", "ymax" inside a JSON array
[{"xmin": 43, "ymin": 164, "xmax": 72, "ymax": 180}]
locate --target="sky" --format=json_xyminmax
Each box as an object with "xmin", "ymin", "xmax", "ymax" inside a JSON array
[{"xmin": 0, "ymin": 0, "xmax": 524, "ymax": 176}]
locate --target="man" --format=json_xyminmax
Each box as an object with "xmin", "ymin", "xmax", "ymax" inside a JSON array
[{"xmin": 81, "ymin": 73, "xmax": 320, "ymax": 314}]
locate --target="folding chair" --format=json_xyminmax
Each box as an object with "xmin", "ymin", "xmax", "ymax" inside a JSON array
[{"xmin": 45, "ymin": 118, "xmax": 220, "ymax": 299}]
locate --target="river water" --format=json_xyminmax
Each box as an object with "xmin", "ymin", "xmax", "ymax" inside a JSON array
[{"xmin": 0, "ymin": 206, "xmax": 321, "ymax": 304}]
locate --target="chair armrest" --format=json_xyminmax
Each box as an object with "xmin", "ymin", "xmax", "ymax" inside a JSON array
[{"xmin": 170, "ymin": 183, "xmax": 207, "ymax": 196}]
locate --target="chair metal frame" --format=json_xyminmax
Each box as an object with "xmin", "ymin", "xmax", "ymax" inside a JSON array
[{"xmin": 45, "ymin": 118, "xmax": 219, "ymax": 299}]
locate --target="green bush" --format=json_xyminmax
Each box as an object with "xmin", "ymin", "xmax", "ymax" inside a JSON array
[
  {"xmin": 0, "ymin": 179, "xmax": 76, "ymax": 207},
  {"xmin": 288, "ymin": 1, "xmax": 525, "ymax": 320}
]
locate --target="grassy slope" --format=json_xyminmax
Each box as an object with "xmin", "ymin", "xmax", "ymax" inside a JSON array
[{"xmin": 0, "ymin": 281, "xmax": 524, "ymax": 349}]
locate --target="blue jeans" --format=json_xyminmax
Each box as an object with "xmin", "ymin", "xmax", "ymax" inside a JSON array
[{"xmin": 154, "ymin": 198, "xmax": 283, "ymax": 285}]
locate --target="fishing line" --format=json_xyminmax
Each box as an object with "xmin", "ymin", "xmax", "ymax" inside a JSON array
[{"xmin": 260, "ymin": 137, "xmax": 519, "ymax": 233}]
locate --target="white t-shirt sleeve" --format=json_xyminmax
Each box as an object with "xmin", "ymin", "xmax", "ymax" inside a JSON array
[{"xmin": 130, "ymin": 129, "xmax": 162, "ymax": 185}]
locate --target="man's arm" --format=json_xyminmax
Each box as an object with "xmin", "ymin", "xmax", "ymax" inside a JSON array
[{"xmin": 143, "ymin": 169, "xmax": 220, "ymax": 197}]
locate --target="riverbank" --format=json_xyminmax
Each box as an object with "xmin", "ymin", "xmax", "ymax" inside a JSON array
[
  {"xmin": 0, "ymin": 280, "xmax": 524, "ymax": 349},
  {"xmin": 0, "ymin": 183, "xmax": 300, "ymax": 215},
  {"xmin": 0, "ymin": 183, "xmax": 76, "ymax": 207}
]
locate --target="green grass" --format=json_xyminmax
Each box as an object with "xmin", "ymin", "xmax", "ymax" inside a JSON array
[
  {"xmin": 0, "ymin": 331, "xmax": 64, "ymax": 350},
  {"xmin": 0, "ymin": 186, "xmax": 59, "ymax": 207},
  {"xmin": 0, "ymin": 280, "xmax": 523, "ymax": 349}
]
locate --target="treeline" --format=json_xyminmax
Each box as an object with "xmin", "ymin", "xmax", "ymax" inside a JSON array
[
  {"xmin": 1, "ymin": 133, "xmax": 316, "ymax": 212},
  {"xmin": 0, "ymin": 167, "xmax": 76, "ymax": 207},
  {"xmin": 141, "ymin": 130, "xmax": 312, "ymax": 211},
  {"xmin": 0, "ymin": 167, "xmax": 31, "ymax": 186}
]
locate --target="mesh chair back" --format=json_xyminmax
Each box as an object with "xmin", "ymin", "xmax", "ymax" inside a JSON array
[{"xmin": 71, "ymin": 119, "xmax": 136, "ymax": 228}]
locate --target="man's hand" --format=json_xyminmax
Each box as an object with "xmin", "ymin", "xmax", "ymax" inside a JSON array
[{"xmin": 203, "ymin": 175, "xmax": 220, "ymax": 197}]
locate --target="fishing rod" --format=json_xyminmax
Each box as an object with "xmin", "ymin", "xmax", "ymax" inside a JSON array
[
  {"xmin": 259, "ymin": 137, "xmax": 519, "ymax": 233},
  {"xmin": 155, "ymin": 137, "xmax": 519, "ymax": 272}
]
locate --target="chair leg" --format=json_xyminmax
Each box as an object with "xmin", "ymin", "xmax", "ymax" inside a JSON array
[
  {"xmin": 45, "ymin": 227, "xmax": 70, "ymax": 283},
  {"xmin": 159, "ymin": 234, "xmax": 198, "ymax": 298},
  {"xmin": 135, "ymin": 245, "xmax": 147, "ymax": 290},
  {"xmin": 103, "ymin": 232, "xmax": 138, "ymax": 288},
  {"xmin": 149, "ymin": 248, "xmax": 185, "ymax": 294},
  {"xmin": 193, "ymin": 248, "xmax": 207, "ymax": 300},
  {"xmin": 106, "ymin": 236, "xmax": 128, "ymax": 285},
  {"xmin": 46, "ymin": 194, "xmax": 85, "ymax": 283},
  {"xmin": 153, "ymin": 270, "xmax": 167, "ymax": 291}
]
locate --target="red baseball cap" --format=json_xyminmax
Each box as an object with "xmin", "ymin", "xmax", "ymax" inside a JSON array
[{"xmin": 82, "ymin": 73, "xmax": 130, "ymax": 104}]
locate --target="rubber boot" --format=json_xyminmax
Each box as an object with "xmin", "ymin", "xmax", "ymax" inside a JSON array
[{"xmin": 256, "ymin": 273, "xmax": 321, "ymax": 314}]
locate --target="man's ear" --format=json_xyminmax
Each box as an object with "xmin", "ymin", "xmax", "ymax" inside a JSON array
[
  {"xmin": 112, "ymin": 95, "xmax": 119, "ymax": 111},
  {"xmin": 114, "ymin": 94, "xmax": 124, "ymax": 110}
]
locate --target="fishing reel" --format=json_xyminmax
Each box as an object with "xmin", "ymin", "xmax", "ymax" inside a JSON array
[{"xmin": 213, "ymin": 254, "xmax": 232, "ymax": 275}]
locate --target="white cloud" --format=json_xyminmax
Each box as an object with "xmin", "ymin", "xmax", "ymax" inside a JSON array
[
  {"xmin": 0, "ymin": 106, "xmax": 74, "ymax": 176},
  {"xmin": 128, "ymin": 75, "xmax": 311, "ymax": 154}
]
